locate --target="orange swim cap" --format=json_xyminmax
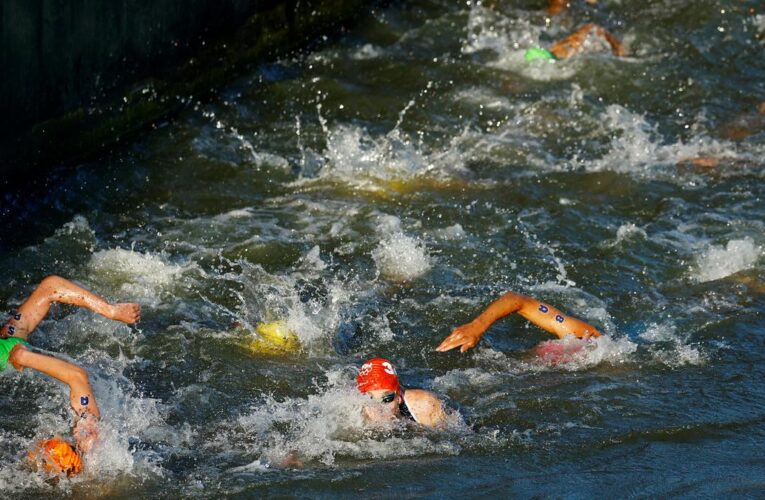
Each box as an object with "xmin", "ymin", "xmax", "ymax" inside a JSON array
[
  {"xmin": 28, "ymin": 437, "xmax": 83, "ymax": 476},
  {"xmin": 356, "ymin": 358, "xmax": 401, "ymax": 394}
]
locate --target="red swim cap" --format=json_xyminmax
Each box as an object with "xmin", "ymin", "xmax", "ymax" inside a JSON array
[{"xmin": 357, "ymin": 358, "xmax": 401, "ymax": 394}]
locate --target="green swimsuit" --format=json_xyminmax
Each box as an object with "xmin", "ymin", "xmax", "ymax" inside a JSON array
[{"xmin": 0, "ymin": 337, "xmax": 28, "ymax": 371}]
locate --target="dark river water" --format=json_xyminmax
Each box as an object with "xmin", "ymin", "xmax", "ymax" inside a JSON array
[{"xmin": 2, "ymin": 0, "xmax": 765, "ymax": 497}]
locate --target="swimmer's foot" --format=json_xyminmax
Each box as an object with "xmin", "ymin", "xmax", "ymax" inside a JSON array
[{"xmin": 109, "ymin": 303, "xmax": 141, "ymax": 324}]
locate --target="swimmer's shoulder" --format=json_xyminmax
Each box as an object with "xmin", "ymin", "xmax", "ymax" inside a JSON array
[{"xmin": 403, "ymin": 388, "xmax": 448, "ymax": 428}]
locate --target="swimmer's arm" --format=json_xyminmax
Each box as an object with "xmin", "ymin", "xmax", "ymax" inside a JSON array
[
  {"xmin": 9, "ymin": 346, "xmax": 100, "ymax": 452},
  {"xmin": 596, "ymin": 25, "xmax": 625, "ymax": 56},
  {"xmin": 404, "ymin": 389, "xmax": 448, "ymax": 428},
  {"xmin": 2, "ymin": 275, "xmax": 140, "ymax": 339},
  {"xmin": 515, "ymin": 296, "xmax": 602, "ymax": 340},
  {"xmin": 436, "ymin": 292, "xmax": 601, "ymax": 352},
  {"xmin": 550, "ymin": 23, "xmax": 624, "ymax": 59}
]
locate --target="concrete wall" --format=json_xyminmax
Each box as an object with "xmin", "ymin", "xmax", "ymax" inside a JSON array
[
  {"xmin": 0, "ymin": 0, "xmax": 262, "ymax": 136},
  {"xmin": 0, "ymin": 0, "xmax": 368, "ymax": 180}
]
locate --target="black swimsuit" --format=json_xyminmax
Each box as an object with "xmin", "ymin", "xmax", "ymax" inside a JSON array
[{"xmin": 399, "ymin": 391, "xmax": 417, "ymax": 422}]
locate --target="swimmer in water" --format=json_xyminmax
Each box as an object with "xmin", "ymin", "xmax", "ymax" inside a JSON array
[
  {"xmin": 357, "ymin": 358, "xmax": 448, "ymax": 428},
  {"xmin": 1, "ymin": 275, "xmax": 140, "ymax": 469},
  {"xmin": 435, "ymin": 291, "xmax": 602, "ymax": 353},
  {"xmin": 524, "ymin": 23, "xmax": 624, "ymax": 62},
  {"xmin": 677, "ymin": 102, "xmax": 765, "ymax": 171}
]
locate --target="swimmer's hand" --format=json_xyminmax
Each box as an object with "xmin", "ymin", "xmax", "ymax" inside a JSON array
[
  {"xmin": 436, "ymin": 321, "xmax": 486, "ymax": 353},
  {"xmin": 109, "ymin": 303, "xmax": 141, "ymax": 324}
]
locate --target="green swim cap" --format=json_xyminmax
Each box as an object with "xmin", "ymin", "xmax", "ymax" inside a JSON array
[{"xmin": 524, "ymin": 47, "xmax": 556, "ymax": 62}]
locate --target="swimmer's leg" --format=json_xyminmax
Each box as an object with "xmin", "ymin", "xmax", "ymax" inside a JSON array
[
  {"xmin": 1, "ymin": 275, "xmax": 140, "ymax": 341},
  {"xmin": 9, "ymin": 346, "xmax": 100, "ymax": 452}
]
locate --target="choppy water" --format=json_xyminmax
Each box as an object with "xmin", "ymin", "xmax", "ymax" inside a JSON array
[{"xmin": 2, "ymin": 0, "xmax": 765, "ymax": 496}]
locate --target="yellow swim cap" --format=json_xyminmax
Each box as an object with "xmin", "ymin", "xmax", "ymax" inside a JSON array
[{"xmin": 247, "ymin": 321, "xmax": 300, "ymax": 355}]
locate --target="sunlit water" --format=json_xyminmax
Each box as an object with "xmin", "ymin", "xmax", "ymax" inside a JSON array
[{"xmin": 2, "ymin": 0, "xmax": 764, "ymax": 496}]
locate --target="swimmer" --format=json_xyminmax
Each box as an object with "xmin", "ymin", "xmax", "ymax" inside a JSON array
[
  {"xmin": 357, "ymin": 358, "xmax": 448, "ymax": 428},
  {"xmin": 436, "ymin": 291, "xmax": 602, "ymax": 353},
  {"xmin": 677, "ymin": 102, "xmax": 765, "ymax": 170},
  {"xmin": 525, "ymin": 23, "xmax": 624, "ymax": 62},
  {"xmin": 1, "ymin": 275, "xmax": 140, "ymax": 471}
]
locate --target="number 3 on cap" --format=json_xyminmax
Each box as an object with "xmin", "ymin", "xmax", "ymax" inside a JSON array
[{"xmin": 382, "ymin": 361, "xmax": 396, "ymax": 375}]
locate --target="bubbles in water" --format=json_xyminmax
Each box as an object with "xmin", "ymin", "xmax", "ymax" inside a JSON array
[{"xmin": 693, "ymin": 238, "xmax": 762, "ymax": 282}]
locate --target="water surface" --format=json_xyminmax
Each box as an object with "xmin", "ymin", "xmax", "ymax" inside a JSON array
[{"xmin": 1, "ymin": 0, "xmax": 764, "ymax": 496}]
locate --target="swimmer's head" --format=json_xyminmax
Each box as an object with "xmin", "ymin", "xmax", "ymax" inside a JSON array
[
  {"xmin": 524, "ymin": 47, "xmax": 556, "ymax": 62},
  {"xmin": 28, "ymin": 437, "xmax": 82, "ymax": 476},
  {"xmin": 357, "ymin": 358, "xmax": 403, "ymax": 422},
  {"xmin": 357, "ymin": 358, "xmax": 401, "ymax": 395}
]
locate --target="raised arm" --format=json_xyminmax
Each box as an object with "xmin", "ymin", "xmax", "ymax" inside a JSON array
[
  {"xmin": 1, "ymin": 275, "xmax": 140, "ymax": 340},
  {"xmin": 9, "ymin": 347, "xmax": 100, "ymax": 452},
  {"xmin": 550, "ymin": 23, "xmax": 624, "ymax": 59},
  {"xmin": 436, "ymin": 291, "xmax": 602, "ymax": 353}
]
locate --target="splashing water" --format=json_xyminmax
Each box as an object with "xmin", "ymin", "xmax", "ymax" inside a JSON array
[
  {"xmin": 693, "ymin": 238, "xmax": 762, "ymax": 283},
  {"xmin": 373, "ymin": 232, "xmax": 431, "ymax": 282}
]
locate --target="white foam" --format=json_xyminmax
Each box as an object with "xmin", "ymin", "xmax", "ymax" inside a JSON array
[
  {"xmin": 433, "ymin": 366, "xmax": 509, "ymax": 394},
  {"xmin": 82, "ymin": 370, "xmax": 168, "ymax": 479},
  {"xmin": 372, "ymin": 232, "xmax": 431, "ymax": 282},
  {"xmin": 351, "ymin": 43, "xmax": 383, "ymax": 60},
  {"xmin": 754, "ymin": 14, "xmax": 765, "ymax": 32},
  {"xmin": 542, "ymin": 335, "xmax": 638, "ymax": 370},
  {"xmin": 232, "ymin": 260, "xmax": 359, "ymax": 350},
  {"xmin": 639, "ymin": 322, "xmax": 707, "ymax": 367},
  {"xmin": 88, "ymin": 248, "xmax": 189, "ymax": 304},
  {"xmin": 461, "ymin": 3, "xmax": 576, "ymax": 81},
  {"xmin": 295, "ymin": 106, "xmax": 471, "ymax": 193},
  {"xmin": 297, "ymin": 245, "xmax": 327, "ymax": 272},
  {"xmin": 606, "ymin": 223, "xmax": 648, "ymax": 247},
  {"xmin": 590, "ymin": 105, "xmax": 740, "ymax": 175},
  {"xmin": 231, "ymin": 368, "xmax": 465, "ymax": 467},
  {"xmin": 0, "ymin": 348, "xmax": 168, "ymax": 491},
  {"xmin": 693, "ymin": 238, "xmax": 762, "ymax": 282},
  {"xmin": 640, "ymin": 322, "xmax": 678, "ymax": 343},
  {"xmin": 432, "ymin": 223, "xmax": 467, "ymax": 241},
  {"xmin": 52, "ymin": 215, "xmax": 97, "ymax": 242}
]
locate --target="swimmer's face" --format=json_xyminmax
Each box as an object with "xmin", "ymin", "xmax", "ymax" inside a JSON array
[{"xmin": 361, "ymin": 389, "xmax": 401, "ymax": 423}]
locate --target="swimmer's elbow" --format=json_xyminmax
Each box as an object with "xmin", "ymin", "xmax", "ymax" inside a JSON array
[
  {"xmin": 38, "ymin": 275, "xmax": 67, "ymax": 298},
  {"xmin": 68, "ymin": 365, "xmax": 91, "ymax": 388},
  {"xmin": 39, "ymin": 274, "xmax": 64, "ymax": 289}
]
